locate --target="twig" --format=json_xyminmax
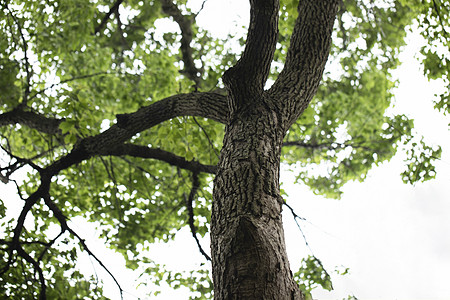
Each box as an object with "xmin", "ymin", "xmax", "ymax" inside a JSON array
[
  {"xmin": 37, "ymin": 231, "xmax": 65, "ymax": 262},
  {"xmin": 284, "ymin": 202, "xmax": 332, "ymax": 289},
  {"xmin": 283, "ymin": 202, "xmax": 313, "ymax": 253},
  {"xmin": 192, "ymin": 117, "xmax": 220, "ymax": 159},
  {"xmin": 194, "ymin": 0, "xmax": 208, "ymax": 17}
]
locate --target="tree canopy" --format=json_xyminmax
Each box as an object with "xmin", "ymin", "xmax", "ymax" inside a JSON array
[{"xmin": 0, "ymin": 0, "xmax": 448, "ymax": 299}]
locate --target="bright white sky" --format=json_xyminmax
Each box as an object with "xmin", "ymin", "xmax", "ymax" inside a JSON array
[{"xmin": 2, "ymin": 0, "xmax": 450, "ymax": 299}]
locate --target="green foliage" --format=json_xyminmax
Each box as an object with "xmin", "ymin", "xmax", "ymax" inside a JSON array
[
  {"xmin": 294, "ymin": 256, "xmax": 333, "ymax": 299},
  {"xmin": 401, "ymin": 138, "xmax": 442, "ymax": 184},
  {"xmin": 0, "ymin": 220, "xmax": 107, "ymax": 299},
  {"xmin": 0, "ymin": 0, "xmax": 448, "ymax": 298},
  {"xmin": 139, "ymin": 260, "xmax": 213, "ymax": 299},
  {"xmin": 279, "ymin": 0, "xmax": 445, "ymax": 198}
]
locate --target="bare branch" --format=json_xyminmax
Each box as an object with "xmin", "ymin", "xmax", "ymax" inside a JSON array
[
  {"xmin": 194, "ymin": 0, "xmax": 208, "ymax": 17},
  {"xmin": 185, "ymin": 172, "xmax": 211, "ymax": 261},
  {"xmin": 37, "ymin": 231, "xmax": 64, "ymax": 262},
  {"xmin": 0, "ymin": 143, "xmax": 43, "ymax": 172}
]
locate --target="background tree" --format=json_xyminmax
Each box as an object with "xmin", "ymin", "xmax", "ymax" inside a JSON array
[{"xmin": 0, "ymin": 0, "xmax": 448, "ymax": 299}]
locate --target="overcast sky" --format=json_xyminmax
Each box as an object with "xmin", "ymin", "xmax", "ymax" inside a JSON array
[{"xmin": 2, "ymin": 1, "xmax": 450, "ymax": 299}]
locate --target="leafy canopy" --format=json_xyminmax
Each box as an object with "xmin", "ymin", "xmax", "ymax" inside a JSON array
[{"xmin": 0, "ymin": 0, "xmax": 448, "ymax": 298}]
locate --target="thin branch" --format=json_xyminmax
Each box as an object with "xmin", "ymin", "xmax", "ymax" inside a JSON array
[
  {"xmin": 194, "ymin": 0, "xmax": 208, "ymax": 17},
  {"xmin": 160, "ymin": 0, "xmax": 202, "ymax": 88},
  {"xmin": 29, "ymin": 72, "xmax": 108, "ymax": 101},
  {"xmin": 284, "ymin": 202, "xmax": 332, "ymax": 289},
  {"xmin": 16, "ymin": 245, "xmax": 46, "ymax": 300},
  {"xmin": 3, "ymin": 3, "xmax": 32, "ymax": 106},
  {"xmin": 94, "ymin": 0, "xmax": 125, "ymax": 34},
  {"xmin": 69, "ymin": 227, "xmax": 124, "ymax": 299},
  {"xmin": 185, "ymin": 172, "xmax": 211, "ymax": 261},
  {"xmin": 37, "ymin": 231, "xmax": 65, "ymax": 262},
  {"xmin": 42, "ymin": 194, "xmax": 124, "ymax": 299},
  {"xmin": 283, "ymin": 202, "xmax": 312, "ymax": 253},
  {"xmin": 99, "ymin": 156, "xmax": 123, "ymax": 219},
  {"xmin": 0, "ymin": 144, "xmax": 43, "ymax": 172},
  {"xmin": 192, "ymin": 117, "xmax": 220, "ymax": 159},
  {"xmin": 431, "ymin": 0, "xmax": 450, "ymax": 42}
]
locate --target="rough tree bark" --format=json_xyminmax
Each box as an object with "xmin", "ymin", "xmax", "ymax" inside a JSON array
[
  {"xmin": 211, "ymin": 0, "xmax": 339, "ymax": 299},
  {"xmin": 0, "ymin": 0, "xmax": 339, "ymax": 298}
]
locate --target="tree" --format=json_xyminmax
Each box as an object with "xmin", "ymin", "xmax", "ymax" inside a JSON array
[{"xmin": 0, "ymin": 0, "xmax": 448, "ymax": 299}]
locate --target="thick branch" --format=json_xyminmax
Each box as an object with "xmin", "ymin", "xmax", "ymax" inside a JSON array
[
  {"xmin": 7, "ymin": 92, "xmax": 226, "ymax": 257},
  {"xmin": 0, "ymin": 108, "xmax": 63, "ymax": 135},
  {"xmin": 222, "ymin": 0, "xmax": 279, "ymax": 111},
  {"xmin": 100, "ymin": 143, "xmax": 217, "ymax": 174},
  {"xmin": 269, "ymin": 0, "xmax": 339, "ymax": 127},
  {"xmin": 77, "ymin": 92, "xmax": 226, "ymax": 157},
  {"xmin": 160, "ymin": 0, "xmax": 202, "ymax": 87},
  {"xmin": 5, "ymin": 91, "xmax": 226, "ymax": 290},
  {"xmin": 2, "ymin": 92, "xmax": 225, "ymax": 178},
  {"xmin": 114, "ymin": 91, "xmax": 227, "ymax": 131}
]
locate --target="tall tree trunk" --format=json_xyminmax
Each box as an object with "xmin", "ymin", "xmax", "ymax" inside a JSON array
[
  {"xmin": 211, "ymin": 97, "xmax": 303, "ymax": 299},
  {"xmin": 210, "ymin": 1, "xmax": 339, "ymax": 298}
]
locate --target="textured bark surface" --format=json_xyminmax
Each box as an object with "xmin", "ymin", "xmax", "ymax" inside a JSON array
[
  {"xmin": 211, "ymin": 0, "xmax": 339, "ymax": 299},
  {"xmin": 212, "ymin": 99, "xmax": 302, "ymax": 299}
]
